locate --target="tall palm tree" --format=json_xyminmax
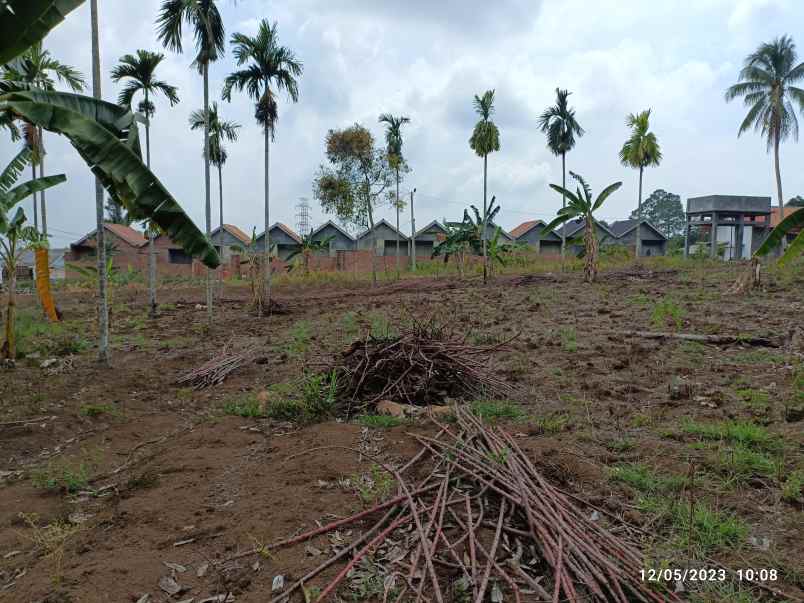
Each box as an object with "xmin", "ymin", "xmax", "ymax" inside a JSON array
[
  {"xmin": 468, "ymin": 89, "xmax": 500, "ymax": 283},
  {"xmin": 189, "ymin": 102, "xmax": 240, "ymax": 296},
  {"xmin": 725, "ymin": 35, "xmax": 804, "ymax": 241},
  {"xmin": 378, "ymin": 113, "xmax": 410, "ymax": 279},
  {"xmin": 111, "ymin": 49, "xmax": 179, "ymax": 318},
  {"xmin": 538, "ymin": 88, "xmax": 584, "ymax": 263},
  {"xmin": 157, "ymin": 0, "xmax": 225, "ymax": 324},
  {"xmin": 2, "ymin": 42, "xmax": 84, "ymax": 236},
  {"xmin": 222, "ymin": 19, "xmax": 302, "ymax": 314},
  {"xmin": 619, "ymin": 109, "xmax": 662, "ymax": 258},
  {"xmin": 90, "ymin": 0, "xmax": 110, "ymax": 365}
]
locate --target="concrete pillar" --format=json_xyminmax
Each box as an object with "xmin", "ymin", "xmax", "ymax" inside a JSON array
[
  {"xmin": 710, "ymin": 211, "xmax": 718, "ymax": 259},
  {"xmin": 735, "ymin": 213, "xmax": 744, "ymax": 260},
  {"xmin": 683, "ymin": 219, "xmax": 690, "ymax": 258}
]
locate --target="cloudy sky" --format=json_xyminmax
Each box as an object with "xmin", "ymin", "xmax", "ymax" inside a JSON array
[{"xmin": 4, "ymin": 0, "xmax": 804, "ymax": 247}]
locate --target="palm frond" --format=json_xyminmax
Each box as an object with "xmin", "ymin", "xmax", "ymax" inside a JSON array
[{"xmin": 0, "ymin": 147, "xmax": 31, "ymax": 194}]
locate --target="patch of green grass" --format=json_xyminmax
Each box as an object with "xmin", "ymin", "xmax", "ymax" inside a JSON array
[
  {"xmin": 264, "ymin": 398, "xmax": 306, "ymax": 422},
  {"xmin": 222, "ymin": 395, "xmax": 264, "ymax": 418},
  {"xmin": 78, "ymin": 403, "xmax": 119, "ymax": 418},
  {"xmin": 716, "ymin": 443, "xmax": 781, "ymax": 481},
  {"xmin": 31, "ymin": 461, "xmax": 91, "ymax": 494},
  {"xmin": 264, "ymin": 370, "xmax": 339, "ymax": 423},
  {"xmin": 606, "ymin": 438, "xmax": 636, "ymax": 453},
  {"xmin": 627, "ymin": 293, "xmax": 652, "ymax": 307},
  {"xmin": 735, "ymin": 387, "xmax": 770, "ymax": 411},
  {"xmin": 339, "ymin": 311, "xmax": 359, "ymax": 340},
  {"xmin": 470, "ymin": 400, "xmax": 526, "ymax": 422},
  {"xmin": 469, "ymin": 331, "xmax": 503, "ymax": 345},
  {"xmin": 679, "ymin": 340, "xmax": 707, "ymax": 356},
  {"xmin": 730, "ymin": 350, "xmax": 786, "ymax": 366},
  {"xmin": 535, "ymin": 413, "xmax": 570, "ymax": 434},
  {"xmin": 353, "ymin": 464, "xmax": 395, "ymax": 504},
  {"xmin": 289, "ymin": 320, "xmax": 312, "ymax": 359},
  {"xmin": 368, "ymin": 312, "xmax": 397, "ymax": 339},
  {"xmin": 14, "ymin": 310, "xmax": 89, "ymax": 358},
  {"xmin": 609, "ymin": 463, "xmax": 686, "ymax": 493},
  {"xmin": 651, "ymin": 297, "xmax": 685, "ymax": 330},
  {"xmin": 681, "ymin": 419, "xmax": 779, "ymax": 451},
  {"xmin": 782, "ymin": 470, "xmax": 803, "ymax": 502},
  {"xmin": 559, "ymin": 326, "xmax": 577, "ymax": 353},
  {"xmin": 355, "ymin": 414, "xmax": 407, "ymax": 429}
]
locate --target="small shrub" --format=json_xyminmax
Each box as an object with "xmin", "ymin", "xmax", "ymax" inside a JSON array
[
  {"xmin": 79, "ymin": 403, "xmax": 118, "ymax": 418},
  {"xmin": 31, "ymin": 461, "xmax": 90, "ymax": 493},
  {"xmin": 718, "ymin": 443, "xmax": 781, "ymax": 481},
  {"xmin": 17, "ymin": 513, "xmax": 82, "ymax": 584},
  {"xmin": 606, "ymin": 438, "xmax": 636, "ymax": 452},
  {"xmin": 535, "ymin": 413, "xmax": 570, "ymax": 434},
  {"xmin": 681, "ymin": 419, "xmax": 779, "ymax": 451},
  {"xmin": 289, "ymin": 320, "xmax": 312, "ymax": 359},
  {"xmin": 265, "ymin": 398, "xmax": 306, "ymax": 422},
  {"xmin": 353, "ymin": 464, "xmax": 395, "ymax": 504}
]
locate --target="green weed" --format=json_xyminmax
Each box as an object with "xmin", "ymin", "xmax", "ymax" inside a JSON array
[
  {"xmin": 222, "ymin": 395, "xmax": 264, "ymax": 418},
  {"xmin": 782, "ymin": 471, "xmax": 803, "ymax": 502},
  {"xmin": 31, "ymin": 461, "xmax": 91, "ymax": 493},
  {"xmin": 355, "ymin": 414, "xmax": 406, "ymax": 429},
  {"xmin": 651, "ymin": 297, "xmax": 685, "ymax": 330},
  {"xmin": 78, "ymin": 403, "xmax": 119, "ymax": 418},
  {"xmin": 609, "ymin": 463, "xmax": 685, "ymax": 493},
  {"xmin": 681, "ymin": 419, "xmax": 779, "ymax": 451},
  {"xmin": 559, "ymin": 326, "xmax": 577, "ymax": 352},
  {"xmin": 353, "ymin": 464, "xmax": 395, "ymax": 504},
  {"xmin": 470, "ymin": 400, "xmax": 526, "ymax": 422}
]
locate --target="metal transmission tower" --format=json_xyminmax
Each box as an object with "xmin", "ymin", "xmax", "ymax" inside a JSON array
[{"xmin": 295, "ymin": 198, "xmax": 312, "ymax": 236}]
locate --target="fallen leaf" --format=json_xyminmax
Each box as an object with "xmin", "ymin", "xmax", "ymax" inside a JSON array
[{"xmin": 159, "ymin": 575, "xmax": 182, "ymax": 596}]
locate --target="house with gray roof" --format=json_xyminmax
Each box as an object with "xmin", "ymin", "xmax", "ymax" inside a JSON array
[
  {"xmin": 308, "ymin": 220, "xmax": 356, "ymax": 256},
  {"xmin": 255, "ymin": 223, "xmax": 303, "ymax": 261},
  {"xmin": 357, "ymin": 219, "xmax": 408, "ymax": 256},
  {"xmin": 412, "ymin": 220, "xmax": 448, "ymax": 257},
  {"xmin": 609, "ymin": 219, "xmax": 667, "ymax": 256},
  {"xmin": 210, "ymin": 224, "xmax": 252, "ymax": 261},
  {"xmin": 557, "ymin": 219, "xmax": 617, "ymax": 254}
]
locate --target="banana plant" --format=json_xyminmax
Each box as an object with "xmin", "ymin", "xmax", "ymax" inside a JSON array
[
  {"xmin": 1, "ymin": 147, "xmax": 65, "ymax": 359},
  {"xmin": 754, "ymin": 210, "xmax": 804, "ymax": 267},
  {"xmin": 285, "ymin": 231, "xmax": 335, "ymax": 276},
  {"xmin": 544, "ymin": 172, "xmax": 622, "ymax": 283}
]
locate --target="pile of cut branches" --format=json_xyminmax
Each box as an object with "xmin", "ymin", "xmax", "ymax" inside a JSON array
[
  {"xmin": 230, "ymin": 408, "xmax": 679, "ymax": 602},
  {"xmin": 331, "ymin": 322, "xmax": 516, "ymax": 411},
  {"xmin": 176, "ymin": 345, "xmax": 257, "ymax": 389}
]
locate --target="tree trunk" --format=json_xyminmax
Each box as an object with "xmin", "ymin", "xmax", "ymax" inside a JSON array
[
  {"xmin": 636, "ymin": 166, "xmax": 643, "ymax": 259},
  {"xmin": 3, "ymin": 263, "xmax": 16, "ymax": 360},
  {"xmin": 31, "ymin": 162, "xmax": 39, "ymax": 231},
  {"xmin": 560, "ymin": 152, "xmax": 566, "ymax": 270},
  {"xmin": 773, "ymin": 131, "xmax": 785, "ymax": 254},
  {"xmin": 410, "ymin": 189, "xmax": 416, "ymax": 272},
  {"xmin": 584, "ymin": 217, "xmax": 598, "ymax": 284},
  {"xmin": 264, "ymin": 125, "xmax": 272, "ymax": 312},
  {"xmin": 145, "ymin": 89, "xmax": 157, "ymax": 319},
  {"xmin": 482, "ymin": 153, "xmax": 488, "ymax": 283},
  {"xmin": 203, "ymin": 63, "xmax": 213, "ymax": 324},
  {"xmin": 368, "ymin": 198, "xmax": 377, "ymax": 287},
  {"xmin": 39, "ymin": 128, "xmax": 47, "ymax": 236},
  {"xmin": 395, "ymin": 168, "xmax": 400, "ymax": 280},
  {"xmin": 218, "ymin": 162, "xmax": 224, "ymax": 299},
  {"xmin": 90, "ymin": 0, "xmax": 110, "ymax": 365}
]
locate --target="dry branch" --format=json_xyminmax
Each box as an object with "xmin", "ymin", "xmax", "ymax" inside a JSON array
[
  {"xmin": 611, "ymin": 330, "xmax": 780, "ymax": 348},
  {"xmin": 176, "ymin": 346, "xmax": 257, "ymax": 389}
]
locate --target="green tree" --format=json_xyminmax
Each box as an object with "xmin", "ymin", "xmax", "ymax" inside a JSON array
[
  {"xmin": 544, "ymin": 172, "xmax": 622, "ymax": 283},
  {"xmin": 469, "ymin": 89, "xmax": 500, "ymax": 283},
  {"xmin": 111, "ymin": 49, "xmax": 179, "ymax": 318},
  {"xmin": 2, "ymin": 42, "xmax": 84, "ymax": 236},
  {"xmin": 538, "ymin": 88, "xmax": 584, "ymax": 263},
  {"xmin": 629, "ymin": 189, "xmax": 684, "ymax": 238},
  {"xmin": 725, "ymin": 35, "xmax": 804, "ymax": 237},
  {"xmin": 222, "ymin": 19, "xmax": 302, "ymax": 314},
  {"xmin": 378, "ymin": 113, "xmax": 410, "ymax": 279},
  {"xmin": 787, "ymin": 195, "xmax": 804, "ymax": 207},
  {"xmin": 1, "ymin": 148, "xmax": 65, "ymax": 359},
  {"xmin": 189, "ymin": 102, "xmax": 240, "ymax": 296},
  {"xmin": 619, "ymin": 109, "xmax": 662, "ymax": 258},
  {"xmin": 286, "ymin": 231, "xmax": 335, "ymax": 276},
  {"xmin": 157, "ymin": 0, "xmax": 226, "ymax": 324},
  {"xmin": 313, "ymin": 124, "xmax": 394, "ymax": 287},
  {"xmin": 105, "ymin": 196, "xmax": 131, "ymax": 226}
]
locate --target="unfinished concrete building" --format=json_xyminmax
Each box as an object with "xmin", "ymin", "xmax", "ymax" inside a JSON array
[{"xmin": 684, "ymin": 195, "xmax": 772, "ymax": 259}]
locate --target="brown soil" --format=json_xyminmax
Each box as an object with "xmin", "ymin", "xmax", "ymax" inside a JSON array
[{"xmin": 0, "ymin": 261, "xmax": 802, "ymax": 602}]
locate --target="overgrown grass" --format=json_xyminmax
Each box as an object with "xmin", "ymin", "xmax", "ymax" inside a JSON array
[
  {"xmin": 222, "ymin": 395, "xmax": 264, "ymax": 418},
  {"xmin": 263, "ymin": 370, "xmax": 339, "ymax": 423},
  {"xmin": 355, "ymin": 414, "xmax": 407, "ymax": 429},
  {"xmin": 31, "ymin": 460, "xmax": 91, "ymax": 493},
  {"xmin": 14, "ymin": 310, "xmax": 89, "ymax": 358},
  {"xmin": 680, "ymin": 419, "xmax": 779, "ymax": 451},
  {"xmin": 609, "ymin": 463, "xmax": 686, "ymax": 493},
  {"xmin": 470, "ymin": 400, "xmax": 526, "ymax": 422},
  {"xmin": 651, "ymin": 297, "xmax": 685, "ymax": 330},
  {"xmin": 559, "ymin": 326, "xmax": 577, "ymax": 353},
  {"xmin": 782, "ymin": 470, "xmax": 803, "ymax": 502}
]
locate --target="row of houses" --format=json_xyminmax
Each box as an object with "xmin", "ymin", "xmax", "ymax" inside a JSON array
[{"xmin": 53, "ymin": 215, "xmax": 670, "ymax": 280}]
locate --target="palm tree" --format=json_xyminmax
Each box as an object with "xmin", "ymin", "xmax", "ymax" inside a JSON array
[
  {"xmin": 725, "ymin": 35, "xmax": 804, "ymax": 242},
  {"xmin": 222, "ymin": 19, "xmax": 302, "ymax": 314},
  {"xmin": 189, "ymin": 102, "xmax": 240, "ymax": 295},
  {"xmin": 619, "ymin": 109, "xmax": 662, "ymax": 258},
  {"xmin": 157, "ymin": 0, "xmax": 225, "ymax": 324},
  {"xmin": 468, "ymin": 89, "xmax": 500, "ymax": 283},
  {"xmin": 90, "ymin": 0, "xmax": 110, "ymax": 364},
  {"xmin": 538, "ymin": 88, "xmax": 584, "ymax": 263},
  {"xmin": 111, "ymin": 49, "xmax": 179, "ymax": 318},
  {"xmin": 2, "ymin": 42, "xmax": 84, "ymax": 236},
  {"xmin": 378, "ymin": 113, "xmax": 410, "ymax": 279},
  {"xmin": 544, "ymin": 173, "xmax": 622, "ymax": 283}
]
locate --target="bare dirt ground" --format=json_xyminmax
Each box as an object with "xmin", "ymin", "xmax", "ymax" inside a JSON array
[{"xmin": 0, "ymin": 260, "xmax": 802, "ymax": 602}]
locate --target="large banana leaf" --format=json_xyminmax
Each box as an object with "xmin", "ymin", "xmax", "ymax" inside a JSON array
[
  {"xmin": 0, "ymin": 0, "xmax": 84, "ymax": 65},
  {"xmin": 754, "ymin": 209, "xmax": 804, "ymax": 267},
  {"xmin": 1, "ymin": 90, "xmax": 219, "ymax": 267},
  {"xmin": 2, "ymin": 174, "xmax": 66, "ymax": 210}
]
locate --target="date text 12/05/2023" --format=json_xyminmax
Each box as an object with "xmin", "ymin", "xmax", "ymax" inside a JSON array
[{"xmin": 641, "ymin": 568, "xmax": 779, "ymax": 582}]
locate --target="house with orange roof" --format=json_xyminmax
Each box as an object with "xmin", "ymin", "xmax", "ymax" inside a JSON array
[
  {"xmin": 210, "ymin": 223, "xmax": 253, "ymax": 261},
  {"xmin": 510, "ymin": 219, "xmax": 563, "ymax": 254}
]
